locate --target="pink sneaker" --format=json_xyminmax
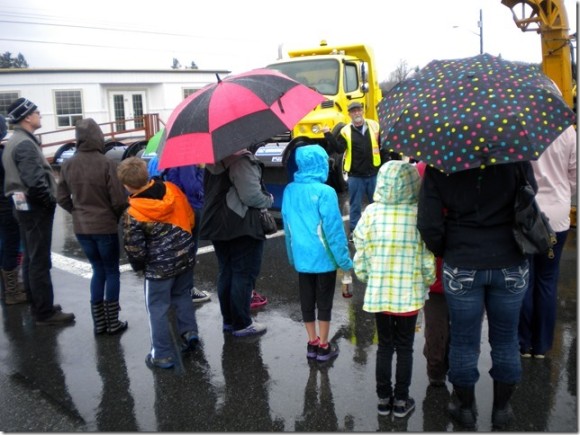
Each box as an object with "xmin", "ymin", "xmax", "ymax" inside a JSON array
[{"xmin": 250, "ymin": 290, "xmax": 268, "ymax": 309}]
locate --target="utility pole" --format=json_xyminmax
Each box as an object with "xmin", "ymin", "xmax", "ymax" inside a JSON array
[{"xmin": 478, "ymin": 8, "xmax": 483, "ymax": 54}]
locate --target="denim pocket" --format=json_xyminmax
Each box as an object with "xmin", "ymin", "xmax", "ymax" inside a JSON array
[
  {"xmin": 502, "ymin": 261, "xmax": 529, "ymax": 294},
  {"xmin": 443, "ymin": 264, "xmax": 476, "ymax": 295}
]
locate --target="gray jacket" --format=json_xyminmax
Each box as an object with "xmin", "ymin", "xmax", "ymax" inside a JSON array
[
  {"xmin": 200, "ymin": 150, "xmax": 273, "ymax": 241},
  {"xmin": 2, "ymin": 126, "xmax": 57, "ymax": 209}
]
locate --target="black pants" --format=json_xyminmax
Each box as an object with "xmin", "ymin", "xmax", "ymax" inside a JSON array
[
  {"xmin": 298, "ymin": 271, "xmax": 336, "ymax": 322},
  {"xmin": 423, "ymin": 292, "xmax": 450, "ymax": 381},
  {"xmin": 16, "ymin": 206, "xmax": 56, "ymax": 320},
  {"xmin": 375, "ymin": 312, "xmax": 417, "ymax": 400}
]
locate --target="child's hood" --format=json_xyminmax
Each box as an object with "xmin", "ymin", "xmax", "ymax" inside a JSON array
[
  {"xmin": 373, "ymin": 160, "xmax": 421, "ymax": 205},
  {"xmin": 129, "ymin": 181, "xmax": 179, "ymax": 223},
  {"xmin": 294, "ymin": 144, "xmax": 329, "ymax": 184}
]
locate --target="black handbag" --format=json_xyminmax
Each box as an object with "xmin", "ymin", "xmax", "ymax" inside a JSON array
[
  {"xmin": 259, "ymin": 208, "xmax": 277, "ymax": 235},
  {"xmin": 513, "ymin": 164, "xmax": 557, "ymax": 258}
]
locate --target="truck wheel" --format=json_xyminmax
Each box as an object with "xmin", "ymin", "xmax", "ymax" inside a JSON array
[{"xmin": 331, "ymin": 122, "xmax": 346, "ymax": 138}]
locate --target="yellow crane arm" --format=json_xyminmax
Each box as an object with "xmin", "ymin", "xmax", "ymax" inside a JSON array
[{"xmin": 501, "ymin": 0, "xmax": 575, "ymax": 108}]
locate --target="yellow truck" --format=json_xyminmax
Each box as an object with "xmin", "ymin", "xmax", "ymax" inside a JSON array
[{"xmin": 257, "ymin": 41, "xmax": 383, "ymax": 199}]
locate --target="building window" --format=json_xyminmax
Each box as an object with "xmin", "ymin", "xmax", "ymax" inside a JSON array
[
  {"xmin": 183, "ymin": 88, "xmax": 201, "ymax": 99},
  {"xmin": 54, "ymin": 90, "xmax": 83, "ymax": 127},
  {"xmin": 0, "ymin": 92, "xmax": 20, "ymax": 130}
]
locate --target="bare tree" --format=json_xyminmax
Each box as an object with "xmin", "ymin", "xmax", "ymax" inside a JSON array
[
  {"xmin": 0, "ymin": 51, "xmax": 29, "ymax": 68},
  {"xmin": 380, "ymin": 59, "xmax": 417, "ymax": 94}
]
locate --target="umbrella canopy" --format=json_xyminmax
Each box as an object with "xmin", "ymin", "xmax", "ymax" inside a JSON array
[
  {"xmin": 143, "ymin": 129, "xmax": 165, "ymax": 155},
  {"xmin": 378, "ymin": 53, "xmax": 576, "ymax": 173},
  {"xmin": 157, "ymin": 68, "xmax": 326, "ymax": 169}
]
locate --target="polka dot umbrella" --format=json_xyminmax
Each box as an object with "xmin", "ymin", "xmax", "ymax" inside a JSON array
[{"xmin": 377, "ymin": 53, "xmax": 576, "ymax": 173}]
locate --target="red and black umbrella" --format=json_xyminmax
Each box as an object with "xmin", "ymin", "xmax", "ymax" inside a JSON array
[{"xmin": 157, "ymin": 68, "xmax": 326, "ymax": 169}]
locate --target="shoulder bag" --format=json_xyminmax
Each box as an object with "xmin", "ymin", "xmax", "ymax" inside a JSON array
[{"xmin": 512, "ymin": 164, "xmax": 557, "ymax": 259}]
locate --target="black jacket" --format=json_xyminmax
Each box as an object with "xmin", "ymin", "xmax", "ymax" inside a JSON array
[{"xmin": 417, "ymin": 162, "xmax": 536, "ymax": 269}]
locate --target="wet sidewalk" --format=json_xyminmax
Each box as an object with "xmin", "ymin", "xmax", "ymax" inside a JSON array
[{"xmin": 0, "ymin": 206, "xmax": 577, "ymax": 432}]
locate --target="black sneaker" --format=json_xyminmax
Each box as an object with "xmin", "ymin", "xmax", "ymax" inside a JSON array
[
  {"xmin": 307, "ymin": 342, "xmax": 319, "ymax": 359},
  {"xmin": 316, "ymin": 342, "xmax": 339, "ymax": 362},
  {"xmin": 191, "ymin": 288, "xmax": 210, "ymax": 303},
  {"xmin": 393, "ymin": 397, "xmax": 416, "ymax": 418},
  {"xmin": 378, "ymin": 396, "xmax": 393, "ymax": 416}
]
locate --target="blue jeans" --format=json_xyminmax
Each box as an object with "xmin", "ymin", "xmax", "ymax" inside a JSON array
[
  {"xmin": 145, "ymin": 267, "xmax": 198, "ymax": 360},
  {"xmin": 443, "ymin": 261, "xmax": 528, "ymax": 387},
  {"xmin": 76, "ymin": 234, "xmax": 121, "ymax": 303},
  {"xmin": 347, "ymin": 175, "xmax": 377, "ymax": 232},
  {"xmin": 519, "ymin": 230, "xmax": 568, "ymax": 355},
  {"xmin": 212, "ymin": 236, "xmax": 264, "ymax": 330},
  {"xmin": 192, "ymin": 206, "xmax": 202, "ymax": 289}
]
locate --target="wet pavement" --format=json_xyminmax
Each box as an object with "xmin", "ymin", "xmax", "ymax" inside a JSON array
[{"xmin": 0, "ymin": 196, "xmax": 577, "ymax": 432}]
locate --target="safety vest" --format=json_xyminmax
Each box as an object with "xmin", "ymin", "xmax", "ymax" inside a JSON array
[{"xmin": 341, "ymin": 119, "xmax": 381, "ymax": 172}]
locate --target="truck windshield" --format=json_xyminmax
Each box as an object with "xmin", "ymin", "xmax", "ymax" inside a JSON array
[{"xmin": 266, "ymin": 59, "xmax": 339, "ymax": 96}]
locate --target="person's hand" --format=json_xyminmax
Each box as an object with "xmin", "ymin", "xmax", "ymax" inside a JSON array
[{"xmin": 322, "ymin": 126, "xmax": 330, "ymax": 134}]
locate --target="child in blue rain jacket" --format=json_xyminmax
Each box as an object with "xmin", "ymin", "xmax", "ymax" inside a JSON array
[{"xmin": 282, "ymin": 144, "xmax": 353, "ymax": 363}]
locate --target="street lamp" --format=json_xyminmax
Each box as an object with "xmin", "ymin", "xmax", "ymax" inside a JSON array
[{"xmin": 453, "ymin": 8, "xmax": 483, "ymax": 55}]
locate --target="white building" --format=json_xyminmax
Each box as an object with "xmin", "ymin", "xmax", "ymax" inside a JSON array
[{"xmin": 0, "ymin": 68, "xmax": 230, "ymax": 158}]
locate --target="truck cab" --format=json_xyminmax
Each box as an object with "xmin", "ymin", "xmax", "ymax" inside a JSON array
[{"xmin": 257, "ymin": 41, "xmax": 382, "ymax": 199}]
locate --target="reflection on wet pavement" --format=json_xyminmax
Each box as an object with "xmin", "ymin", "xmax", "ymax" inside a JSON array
[{"xmin": 0, "ymin": 204, "xmax": 576, "ymax": 431}]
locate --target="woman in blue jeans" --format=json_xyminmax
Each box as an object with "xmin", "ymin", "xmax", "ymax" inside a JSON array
[
  {"xmin": 418, "ymin": 161, "xmax": 533, "ymax": 430},
  {"xmin": 57, "ymin": 118, "xmax": 129, "ymax": 335}
]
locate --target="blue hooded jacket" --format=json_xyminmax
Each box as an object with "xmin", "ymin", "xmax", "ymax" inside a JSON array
[{"xmin": 281, "ymin": 145, "xmax": 353, "ymax": 273}]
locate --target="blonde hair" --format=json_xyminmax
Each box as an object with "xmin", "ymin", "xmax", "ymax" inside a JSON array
[{"xmin": 117, "ymin": 157, "xmax": 149, "ymax": 189}]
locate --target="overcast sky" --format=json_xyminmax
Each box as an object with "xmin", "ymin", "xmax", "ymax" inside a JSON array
[{"xmin": 0, "ymin": 0, "xmax": 577, "ymax": 81}]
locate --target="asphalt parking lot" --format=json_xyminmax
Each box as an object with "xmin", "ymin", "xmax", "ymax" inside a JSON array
[{"xmin": 0, "ymin": 201, "xmax": 577, "ymax": 432}]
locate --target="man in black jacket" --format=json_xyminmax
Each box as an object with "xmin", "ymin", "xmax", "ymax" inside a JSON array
[
  {"xmin": 323, "ymin": 102, "xmax": 391, "ymax": 239},
  {"xmin": 2, "ymin": 98, "xmax": 75, "ymax": 325}
]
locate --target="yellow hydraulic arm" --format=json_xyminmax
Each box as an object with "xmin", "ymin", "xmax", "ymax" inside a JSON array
[{"xmin": 501, "ymin": 0, "xmax": 575, "ymax": 108}]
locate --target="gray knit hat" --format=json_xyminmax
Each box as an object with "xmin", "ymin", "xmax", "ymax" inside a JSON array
[{"xmin": 7, "ymin": 98, "xmax": 37, "ymax": 124}]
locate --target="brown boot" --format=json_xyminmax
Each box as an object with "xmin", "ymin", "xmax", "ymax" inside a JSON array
[{"xmin": 2, "ymin": 269, "xmax": 28, "ymax": 305}]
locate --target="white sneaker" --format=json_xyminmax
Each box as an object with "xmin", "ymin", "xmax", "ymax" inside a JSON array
[
  {"xmin": 232, "ymin": 321, "xmax": 267, "ymax": 337},
  {"xmin": 191, "ymin": 288, "xmax": 210, "ymax": 303}
]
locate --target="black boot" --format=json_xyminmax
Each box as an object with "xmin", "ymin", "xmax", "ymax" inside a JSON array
[
  {"xmin": 91, "ymin": 302, "xmax": 107, "ymax": 334},
  {"xmin": 449, "ymin": 385, "xmax": 477, "ymax": 429},
  {"xmin": 104, "ymin": 300, "xmax": 128, "ymax": 335},
  {"xmin": 492, "ymin": 381, "xmax": 516, "ymax": 430}
]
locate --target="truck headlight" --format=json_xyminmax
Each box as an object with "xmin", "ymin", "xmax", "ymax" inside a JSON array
[{"xmin": 311, "ymin": 124, "xmax": 321, "ymax": 134}]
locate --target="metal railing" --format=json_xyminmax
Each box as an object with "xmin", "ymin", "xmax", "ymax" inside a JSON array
[{"xmin": 37, "ymin": 113, "xmax": 164, "ymax": 151}]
